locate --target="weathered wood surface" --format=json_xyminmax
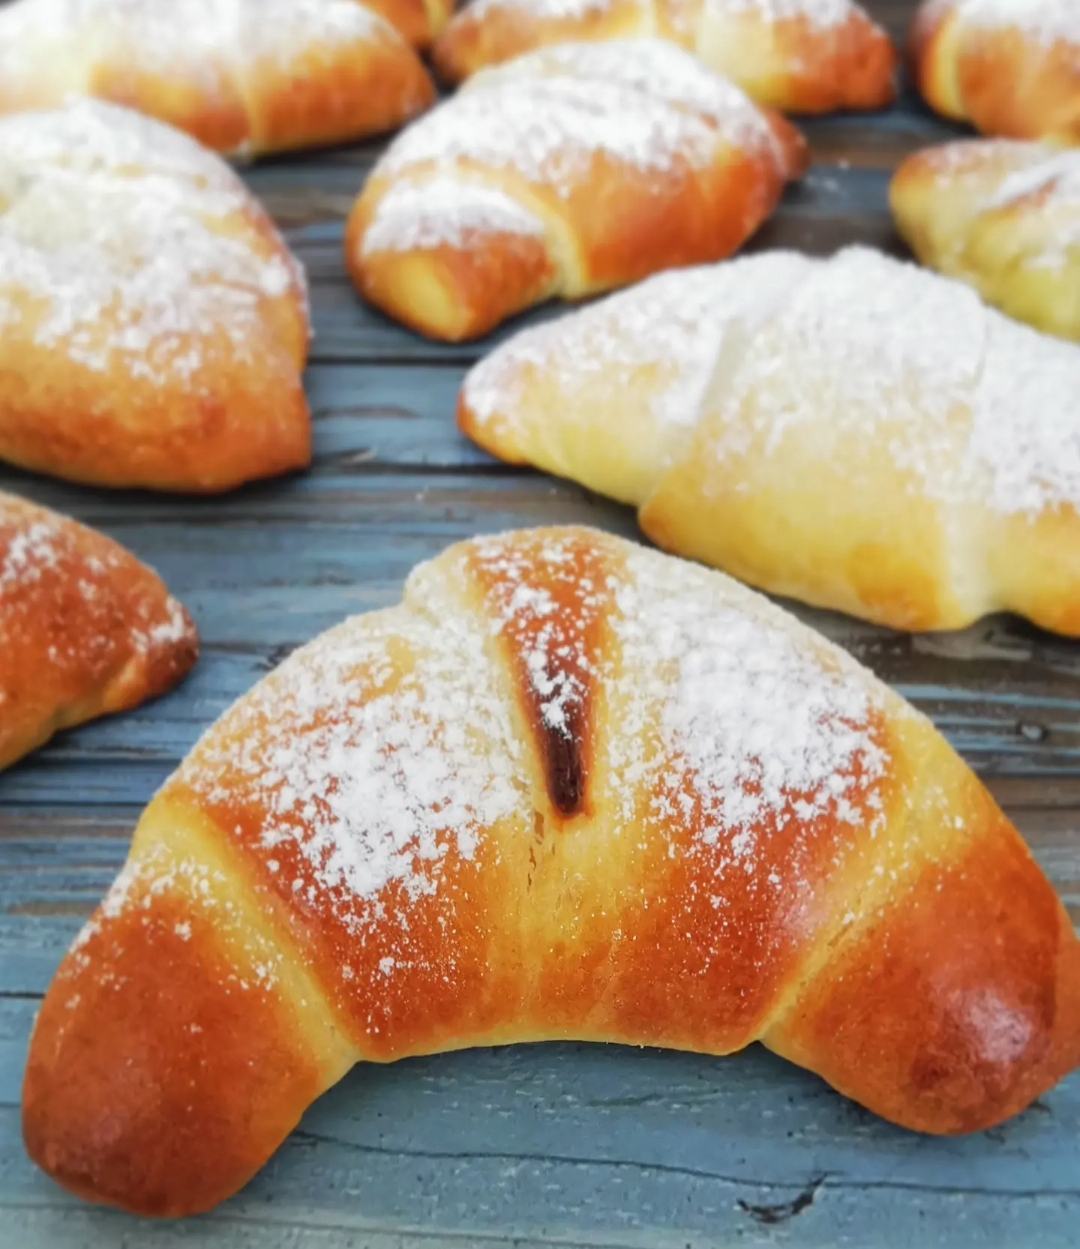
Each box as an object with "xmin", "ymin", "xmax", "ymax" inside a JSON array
[{"xmin": 3, "ymin": 2, "xmax": 1080, "ymax": 1244}]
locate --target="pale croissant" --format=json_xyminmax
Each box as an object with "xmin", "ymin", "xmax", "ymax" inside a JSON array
[
  {"xmin": 891, "ymin": 139, "xmax": 1080, "ymax": 343},
  {"xmin": 910, "ymin": 0, "xmax": 1080, "ymax": 142},
  {"xmin": 22, "ymin": 527, "xmax": 1080, "ymax": 1218},
  {"xmin": 432, "ymin": 0, "xmax": 898, "ymax": 115},
  {"xmin": 345, "ymin": 38, "xmax": 806, "ymax": 341},
  {"xmin": 0, "ymin": 490, "xmax": 198, "ymax": 771},
  {"xmin": 0, "ymin": 0, "xmax": 437, "ymax": 156},
  {"xmin": 459, "ymin": 246, "xmax": 1080, "ymax": 636}
]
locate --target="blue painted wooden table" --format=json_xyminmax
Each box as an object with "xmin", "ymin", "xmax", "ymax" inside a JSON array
[{"xmin": 2, "ymin": 4, "xmax": 1079, "ymax": 1244}]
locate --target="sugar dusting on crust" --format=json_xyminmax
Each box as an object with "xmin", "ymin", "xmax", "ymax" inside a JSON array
[
  {"xmin": 178, "ymin": 602, "xmax": 527, "ymax": 927},
  {"xmin": 463, "ymin": 250, "xmax": 815, "ymax": 435},
  {"xmin": 361, "ymin": 176, "xmax": 547, "ymax": 255},
  {"xmin": 714, "ymin": 0, "xmax": 863, "ymax": 30},
  {"xmin": 959, "ymin": 0, "xmax": 1080, "ymax": 44},
  {"xmin": 476, "ymin": 39, "xmax": 782, "ymax": 158},
  {"xmin": 0, "ymin": 99, "xmax": 304, "ymax": 382},
  {"xmin": 713, "ymin": 246, "xmax": 1080, "ymax": 516},
  {"xmin": 610, "ymin": 540, "xmax": 887, "ymax": 846},
  {"xmin": 376, "ymin": 38, "xmax": 780, "ymax": 191},
  {"xmin": 177, "ymin": 526, "xmax": 891, "ymax": 951},
  {"xmin": 0, "ymin": 0, "xmax": 397, "ymax": 81}
]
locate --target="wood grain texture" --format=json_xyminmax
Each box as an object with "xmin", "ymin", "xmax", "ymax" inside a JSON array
[{"xmin": 3, "ymin": 1, "xmax": 1078, "ymax": 1241}]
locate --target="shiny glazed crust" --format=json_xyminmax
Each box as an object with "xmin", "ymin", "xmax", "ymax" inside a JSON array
[
  {"xmin": 0, "ymin": 491, "xmax": 199, "ymax": 771},
  {"xmin": 0, "ymin": 101, "xmax": 314, "ymax": 492},
  {"xmin": 21, "ymin": 526, "xmax": 1080, "ymax": 1216},
  {"xmin": 890, "ymin": 139, "xmax": 1080, "ymax": 342},
  {"xmin": 432, "ymin": 0, "xmax": 897, "ymax": 114},
  {"xmin": 910, "ymin": 0, "xmax": 1080, "ymax": 142},
  {"xmin": 345, "ymin": 39, "xmax": 808, "ymax": 341},
  {"xmin": 0, "ymin": 0, "xmax": 437, "ymax": 155}
]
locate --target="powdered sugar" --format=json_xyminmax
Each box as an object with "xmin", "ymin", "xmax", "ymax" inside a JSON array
[
  {"xmin": 464, "ymin": 251, "xmax": 814, "ymax": 443},
  {"xmin": 0, "ymin": 515, "xmax": 64, "ymax": 592},
  {"xmin": 474, "ymin": 38, "xmax": 781, "ymax": 157},
  {"xmin": 714, "ymin": 0, "xmax": 859, "ymax": 30},
  {"xmin": 377, "ymin": 38, "xmax": 778, "ymax": 191},
  {"xmin": 610, "ymin": 541, "xmax": 887, "ymax": 842},
  {"xmin": 180, "ymin": 602, "xmax": 527, "ymax": 922},
  {"xmin": 0, "ymin": 99, "xmax": 304, "ymax": 382},
  {"xmin": 362, "ymin": 177, "xmax": 547, "ymax": 255},
  {"xmin": 960, "ymin": 0, "xmax": 1080, "ymax": 44}
]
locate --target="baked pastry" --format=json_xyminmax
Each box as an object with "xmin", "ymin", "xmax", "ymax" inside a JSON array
[
  {"xmin": 0, "ymin": 0, "xmax": 437, "ymax": 156},
  {"xmin": 891, "ymin": 139, "xmax": 1080, "ymax": 342},
  {"xmin": 0, "ymin": 100, "xmax": 313, "ymax": 493},
  {"xmin": 0, "ymin": 491, "xmax": 198, "ymax": 772},
  {"xmin": 345, "ymin": 38, "xmax": 807, "ymax": 341},
  {"xmin": 22, "ymin": 525, "xmax": 1080, "ymax": 1217},
  {"xmin": 459, "ymin": 246, "xmax": 1080, "ymax": 636},
  {"xmin": 910, "ymin": 0, "xmax": 1080, "ymax": 142},
  {"xmin": 432, "ymin": 0, "xmax": 898, "ymax": 115}
]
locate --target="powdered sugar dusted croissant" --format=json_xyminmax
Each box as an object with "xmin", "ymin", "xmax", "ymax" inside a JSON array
[
  {"xmin": 432, "ymin": 0, "xmax": 898, "ymax": 115},
  {"xmin": 910, "ymin": 0, "xmax": 1080, "ymax": 142},
  {"xmin": 0, "ymin": 100, "xmax": 311, "ymax": 492},
  {"xmin": 459, "ymin": 246, "xmax": 1080, "ymax": 636},
  {"xmin": 891, "ymin": 139, "xmax": 1080, "ymax": 342},
  {"xmin": 0, "ymin": 491, "xmax": 198, "ymax": 771},
  {"xmin": 0, "ymin": 0, "xmax": 436, "ymax": 156},
  {"xmin": 345, "ymin": 39, "xmax": 807, "ymax": 341},
  {"xmin": 22, "ymin": 526, "xmax": 1080, "ymax": 1218}
]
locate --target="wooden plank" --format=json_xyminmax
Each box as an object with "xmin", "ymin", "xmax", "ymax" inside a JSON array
[{"xmin": 1, "ymin": 993, "xmax": 1078, "ymax": 1249}]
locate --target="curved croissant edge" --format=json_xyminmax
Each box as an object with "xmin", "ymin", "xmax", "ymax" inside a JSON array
[
  {"xmin": 0, "ymin": 493, "xmax": 200, "ymax": 772},
  {"xmin": 21, "ymin": 526, "xmax": 1080, "ymax": 1218}
]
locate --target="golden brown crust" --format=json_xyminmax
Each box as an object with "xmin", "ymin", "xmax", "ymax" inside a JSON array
[
  {"xmin": 890, "ymin": 139, "xmax": 1080, "ymax": 343},
  {"xmin": 346, "ymin": 40, "xmax": 806, "ymax": 341},
  {"xmin": 909, "ymin": 0, "xmax": 1080, "ymax": 141},
  {"xmin": 0, "ymin": 0, "xmax": 436, "ymax": 156},
  {"xmin": 0, "ymin": 102, "xmax": 314, "ymax": 492},
  {"xmin": 0, "ymin": 492, "xmax": 199, "ymax": 772},
  {"xmin": 22, "ymin": 527, "xmax": 1080, "ymax": 1216},
  {"xmin": 432, "ymin": 0, "xmax": 897, "ymax": 115}
]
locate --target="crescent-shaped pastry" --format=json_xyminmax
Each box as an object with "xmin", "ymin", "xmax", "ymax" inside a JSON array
[
  {"xmin": 0, "ymin": 490, "xmax": 198, "ymax": 771},
  {"xmin": 458, "ymin": 246, "xmax": 1080, "ymax": 636},
  {"xmin": 0, "ymin": 100, "xmax": 312, "ymax": 492},
  {"xmin": 910, "ymin": 0, "xmax": 1080, "ymax": 142},
  {"xmin": 0, "ymin": 0, "xmax": 437, "ymax": 155},
  {"xmin": 345, "ymin": 38, "xmax": 807, "ymax": 341},
  {"xmin": 432, "ymin": 0, "xmax": 898, "ymax": 115},
  {"xmin": 891, "ymin": 139, "xmax": 1080, "ymax": 342},
  {"xmin": 22, "ymin": 526, "xmax": 1080, "ymax": 1217}
]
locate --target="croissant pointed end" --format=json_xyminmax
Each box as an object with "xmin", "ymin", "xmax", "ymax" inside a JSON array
[{"xmin": 21, "ymin": 803, "xmax": 352, "ymax": 1216}]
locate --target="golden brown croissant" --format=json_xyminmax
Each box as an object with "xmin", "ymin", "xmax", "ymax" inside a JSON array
[
  {"xmin": 459, "ymin": 246, "xmax": 1080, "ymax": 636},
  {"xmin": 22, "ymin": 526, "xmax": 1080, "ymax": 1218},
  {"xmin": 432, "ymin": 0, "xmax": 898, "ymax": 115},
  {"xmin": 891, "ymin": 139, "xmax": 1080, "ymax": 342},
  {"xmin": 0, "ymin": 100, "xmax": 313, "ymax": 492},
  {"xmin": 345, "ymin": 38, "xmax": 807, "ymax": 341},
  {"xmin": 0, "ymin": 490, "xmax": 198, "ymax": 771},
  {"xmin": 0, "ymin": 0, "xmax": 437, "ymax": 156},
  {"xmin": 910, "ymin": 0, "xmax": 1080, "ymax": 142}
]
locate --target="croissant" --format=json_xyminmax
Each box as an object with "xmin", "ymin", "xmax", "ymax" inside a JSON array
[
  {"xmin": 891, "ymin": 139, "xmax": 1080, "ymax": 343},
  {"xmin": 22, "ymin": 525, "xmax": 1080, "ymax": 1217},
  {"xmin": 458, "ymin": 245, "xmax": 1080, "ymax": 637},
  {"xmin": 0, "ymin": 490, "xmax": 198, "ymax": 772},
  {"xmin": 0, "ymin": 0, "xmax": 437, "ymax": 156},
  {"xmin": 345, "ymin": 38, "xmax": 807, "ymax": 341},
  {"xmin": 0, "ymin": 100, "xmax": 313, "ymax": 493},
  {"xmin": 431, "ymin": 0, "xmax": 898, "ymax": 115},
  {"xmin": 909, "ymin": 0, "xmax": 1080, "ymax": 142}
]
